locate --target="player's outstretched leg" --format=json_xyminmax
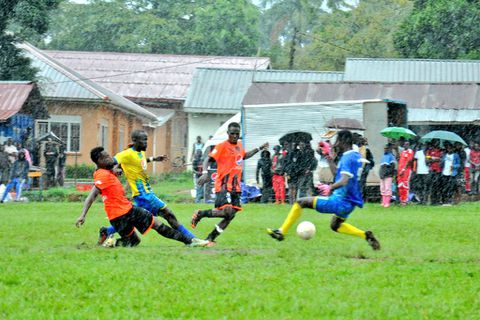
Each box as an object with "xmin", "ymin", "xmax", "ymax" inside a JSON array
[
  {"xmin": 330, "ymin": 216, "xmax": 381, "ymax": 250},
  {"xmin": 153, "ymin": 219, "xmax": 208, "ymax": 247},
  {"xmin": 203, "ymin": 207, "xmax": 237, "ymax": 246},
  {"xmin": 191, "ymin": 208, "xmax": 216, "ymax": 229},
  {"xmin": 267, "ymin": 199, "xmax": 311, "ymax": 241},
  {"xmin": 159, "ymin": 207, "xmax": 196, "ymax": 239}
]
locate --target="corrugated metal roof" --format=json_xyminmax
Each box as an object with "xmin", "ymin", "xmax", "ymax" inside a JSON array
[
  {"xmin": 344, "ymin": 58, "xmax": 480, "ymax": 82},
  {"xmin": 184, "ymin": 68, "xmax": 344, "ymax": 113},
  {"xmin": 18, "ymin": 43, "xmax": 159, "ymax": 122},
  {"xmin": 45, "ymin": 50, "xmax": 271, "ymax": 101},
  {"xmin": 0, "ymin": 82, "xmax": 34, "ymax": 121},
  {"xmin": 243, "ymin": 82, "xmax": 480, "ymax": 110}
]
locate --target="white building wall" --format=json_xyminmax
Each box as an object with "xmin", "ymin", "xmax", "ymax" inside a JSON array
[{"xmin": 187, "ymin": 113, "xmax": 235, "ymax": 164}]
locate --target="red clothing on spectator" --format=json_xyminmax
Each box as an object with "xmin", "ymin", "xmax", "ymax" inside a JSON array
[
  {"xmin": 426, "ymin": 148, "xmax": 442, "ymax": 173},
  {"xmin": 470, "ymin": 149, "xmax": 480, "ymax": 169},
  {"xmin": 397, "ymin": 149, "xmax": 414, "ymax": 204}
]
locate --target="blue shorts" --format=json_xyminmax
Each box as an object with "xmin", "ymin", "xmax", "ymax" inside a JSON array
[
  {"xmin": 133, "ymin": 192, "xmax": 166, "ymax": 216},
  {"xmin": 313, "ymin": 195, "xmax": 355, "ymax": 219}
]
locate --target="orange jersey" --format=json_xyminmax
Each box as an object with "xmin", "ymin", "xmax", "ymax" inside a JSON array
[
  {"xmin": 209, "ymin": 140, "xmax": 246, "ymax": 193},
  {"xmin": 93, "ymin": 169, "xmax": 133, "ymax": 220}
]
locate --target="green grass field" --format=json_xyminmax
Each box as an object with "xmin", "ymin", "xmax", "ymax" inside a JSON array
[{"xmin": 1, "ymin": 200, "xmax": 479, "ymax": 319}]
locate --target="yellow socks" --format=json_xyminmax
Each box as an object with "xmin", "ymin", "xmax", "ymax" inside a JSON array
[
  {"xmin": 280, "ymin": 203, "xmax": 302, "ymax": 234},
  {"xmin": 337, "ymin": 222, "xmax": 366, "ymax": 239}
]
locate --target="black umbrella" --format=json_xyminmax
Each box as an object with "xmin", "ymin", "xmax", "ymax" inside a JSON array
[{"xmin": 279, "ymin": 131, "xmax": 313, "ymax": 145}]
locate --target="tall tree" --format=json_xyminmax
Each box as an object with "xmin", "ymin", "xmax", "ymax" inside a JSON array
[
  {"xmin": 42, "ymin": 0, "xmax": 261, "ymax": 56},
  {"xmin": 0, "ymin": 0, "xmax": 60, "ymax": 80},
  {"xmin": 297, "ymin": 0, "xmax": 412, "ymax": 71},
  {"xmin": 394, "ymin": 0, "xmax": 480, "ymax": 59}
]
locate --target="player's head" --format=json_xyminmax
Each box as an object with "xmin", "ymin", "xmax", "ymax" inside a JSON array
[
  {"xmin": 335, "ymin": 130, "xmax": 353, "ymax": 153},
  {"xmin": 227, "ymin": 122, "xmax": 241, "ymax": 144},
  {"xmin": 131, "ymin": 130, "xmax": 148, "ymax": 151},
  {"xmin": 90, "ymin": 146, "xmax": 115, "ymax": 169}
]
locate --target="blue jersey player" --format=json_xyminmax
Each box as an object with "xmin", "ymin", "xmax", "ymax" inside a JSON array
[{"xmin": 268, "ymin": 130, "xmax": 380, "ymax": 250}]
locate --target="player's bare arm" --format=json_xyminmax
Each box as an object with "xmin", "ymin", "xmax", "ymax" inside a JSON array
[
  {"xmin": 75, "ymin": 186, "xmax": 100, "ymax": 227},
  {"xmin": 330, "ymin": 173, "xmax": 350, "ymax": 191},
  {"xmin": 245, "ymin": 142, "xmax": 269, "ymax": 160}
]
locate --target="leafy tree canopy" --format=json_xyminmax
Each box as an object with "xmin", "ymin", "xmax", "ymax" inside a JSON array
[
  {"xmin": 394, "ymin": 0, "xmax": 480, "ymax": 59},
  {"xmin": 42, "ymin": 0, "xmax": 261, "ymax": 56},
  {"xmin": 0, "ymin": 0, "xmax": 60, "ymax": 80}
]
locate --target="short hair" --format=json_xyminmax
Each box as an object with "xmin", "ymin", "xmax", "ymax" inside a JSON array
[
  {"xmin": 131, "ymin": 129, "xmax": 146, "ymax": 140},
  {"xmin": 227, "ymin": 122, "xmax": 241, "ymax": 131},
  {"xmin": 337, "ymin": 130, "xmax": 353, "ymax": 145},
  {"xmin": 90, "ymin": 146, "xmax": 104, "ymax": 164}
]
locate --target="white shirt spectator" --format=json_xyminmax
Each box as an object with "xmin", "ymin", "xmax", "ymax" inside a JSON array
[
  {"xmin": 415, "ymin": 150, "xmax": 429, "ymax": 175},
  {"xmin": 442, "ymin": 153, "xmax": 454, "ymax": 176},
  {"xmin": 4, "ymin": 144, "xmax": 18, "ymax": 164},
  {"xmin": 464, "ymin": 147, "xmax": 471, "ymax": 168}
]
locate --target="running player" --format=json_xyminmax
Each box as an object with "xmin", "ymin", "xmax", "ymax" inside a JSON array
[
  {"xmin": 98, "ymin": 130, "xmax": 196, "ymax": 243},
  {"xmin": 191, "ymin": 122, "xmax": 268, "ymax": 246},
  {"xmin": 75, "ymin": 147, "xmax": 208, "ymax": 247},
  {"xmin": 267, "ymin": 130, "xmax": 380, "ymax": 250}
]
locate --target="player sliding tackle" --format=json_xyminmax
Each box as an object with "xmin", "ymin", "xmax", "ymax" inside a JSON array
[
  {"xmin": 75, "ymin": 147, "xmax": 209, "ymax": 247},
  {"xmin": 268, "ymin": 130, "xmax": 381, "ymax": 250}
]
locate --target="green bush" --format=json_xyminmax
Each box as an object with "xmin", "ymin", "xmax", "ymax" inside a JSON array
[
  {"xmin": 65, "ymin": 164, "xmax": 96, "ymax": 179},
  {"xmin": 22, "ymin": 187, "xmax": 99, "ymax": 202}
]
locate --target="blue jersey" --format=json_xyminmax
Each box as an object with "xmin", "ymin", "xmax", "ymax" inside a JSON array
[{"xmin": 332, "ymin": 150, "xmax": 364, "ymax": 208}]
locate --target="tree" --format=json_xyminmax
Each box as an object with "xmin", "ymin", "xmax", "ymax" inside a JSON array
[
  {"xmin": 0, "ymin": 0, "xmax": 60, "ymax": 80},
  {"xmin": 42, "ymin": 0, "xmax": 261, "ymax": 56},
  {"xmin": 297, "ymin": 0, "xmax": 412, "ymax": 71},
  {"xmin": 394, "ymin": 0, "xmax": 480, "ymax": 59}
]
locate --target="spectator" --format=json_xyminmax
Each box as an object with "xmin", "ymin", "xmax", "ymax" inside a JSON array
[
  {"xmin": 4, "ymin": 138, "xmax": 18, "ymax": 164},
  {"xmin": 454, "ymin": 142, "xmax": 466, "ymax": 204},
  {"xmin": 17, "ymin": 142, "xmax": 32, "ymax": 165},
  {"xmin": 57, "ymin": 144, "xmax": 66, "ymax": 186},
  {"xmin": 1, "ymin": 150, "xmax": 29, "ymax": 203},
  {"xmin": 0, "ymin": 145, "xmax": 10, "ymax": 185},
  {"xmin": 464, "ymin": 142, "xmax": 472, "ymax": 194},
  {"xmin": 440, "ymin": 143, "xmax": 461, "ymax": 206},
  {"xmin": 469, "ymin": 142, "xmax": 480, "ymax": 195},
  {"xmin": 190, "ymin": 136, "xmax": 204, "ymax": 162},
  {"xmin": 414, "ymin": 143, "xmax": 429, "ymax": 204},
  {"xmin": 426, "ymin": 139, "xmax": 443, "ymax": 205},
  {"xmin": 397, "ymin": 141, "xmax": 414, "ymax": 206},
  {"xmin": 192, "ymin": 149, "xmax": 204, "ymax": 203},
  {"xmin": 256, "ymin": 149, "xmax": 273, "ymax": 203},
  {"xmin": 359, "ymin": 137, "xmax": 375, "ymax": 201},
  {"xmin": 298, "ymin": 142, "xmax": 318, "ymax": 198},
  {"xmin": 284, "ymin": 143, "xmax": 302, "ymax": 203},
  {"xmin": 271, "ymin": 145, "xmax": 286, "ymax": 204},
  {"xmin": 379, "ymin": 143, "xmax": 396, "ymax": 207},
  {"xmin": 44, "ymin": 142, "xmax": 58, "ymax": 188}
]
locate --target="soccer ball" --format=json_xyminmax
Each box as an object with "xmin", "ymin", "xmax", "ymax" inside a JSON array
[{"xmin": 296, "ymin": 221, "xmax": 316, "ymax": 240}]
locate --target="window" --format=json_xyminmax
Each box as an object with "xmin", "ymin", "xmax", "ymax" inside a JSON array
[
  {"xmin": 36, "ymin": 115, "xmax": 81, "ymax": 152},
  {"xmin": 100, "ymin": 122, "xmax": 108, "ymax": 150}
]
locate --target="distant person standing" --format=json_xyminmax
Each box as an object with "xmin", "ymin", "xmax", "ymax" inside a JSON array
[
  {"xmin": 4, "ymin": 138, "xmax": 18, "ymax": 164},
  {"xmin": 379, "ymin": 144, "xmax": 396, "ymax": 207},
  {"xmin": 271, "ymin": 145, "xmax": 286, "ymax": 204},
  {"xmin": 57, "ymin": 144, "xmax": 66, "ymax": 186},
  {"xmin": 469, "ymin": 142, "xmax": 480, "ymax": 194},
  {"xmin": 359, "ymin": 137, "xmax": 375, "ymax": 201},
  {"xmin": 44, "ymin": 143, "xmax": 58, "ymax": 188},
  {"xmin": 1, "ymin": 150, "xmax": 29, "ymax": 203},
  {"xmin": 426, "ymin": 139, "xmax": 443, "ymax": 205},
  {"xmin": 464, "ymin": 142, "xmax": 471, "ymax": 194},
  {"xmin": 440, "ymin": 143, "xmax": 460, "ymax": 206},
  {"xmin": 414, "ymin": 143, "xmax": 429, "ymax": 204},
  {"xmin": 0, "ymin": 145, "xmax": 10, "ymax": 185},
  {"xmin": 192, "ymin": 149, "xmax": 204, "ymax": 203},
  {"xmin": 190, "ymin": 136, "xmax": 204, "ymax": 162},
  {"xmin": 397, "ymin": 141, "xmax": 414, "ymax": 205},
  {"xmin": 298, "ymin": 143, "xmax": 318, "ymax": 198},
  {"xmin": 256, "ymin": 149, "xmax": 273, "ymax": 203}
]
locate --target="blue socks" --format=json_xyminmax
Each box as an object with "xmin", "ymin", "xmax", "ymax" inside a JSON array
[
  {"xmin": 106, "ymin": 225, "xmax": 116, "ymax": 236},
  {"xmin": 178, "ymin": 225, "xmax": 196, "ymax": 239}
]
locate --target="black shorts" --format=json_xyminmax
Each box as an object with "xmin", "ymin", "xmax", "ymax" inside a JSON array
[
  {"xmin": 214, "ymin": 190, "xmax": 242, "ymax": 211},
  {"xmin": 110, "ymin": 206, "xmax": 154, "ymax": 237}
]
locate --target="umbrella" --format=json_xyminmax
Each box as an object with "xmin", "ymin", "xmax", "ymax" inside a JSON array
[
  {"xmin": 419, "ymin": 130, "xmax": 467, "ymax": 146},
  {"xmin": 279, "ymin": 131, "xmax": 313, "ymax": 145},
  {"xmin": 380, "ymin": 127, "xmax": 417, "ymax": 139},
  {"xmin": 325, "ymin": 118, "xmax": 365, "ymax": 131}
]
